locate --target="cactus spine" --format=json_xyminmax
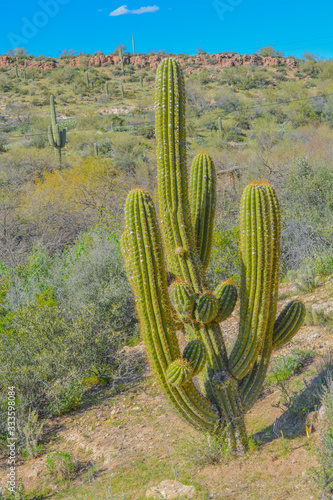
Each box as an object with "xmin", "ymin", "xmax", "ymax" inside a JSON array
[
  {"xmin": 47, "ymin": 95, "xmax": 66, "ymax": 165},
  {"xmin": 121, "ymin": 59, "xmax": 306, "ymax": 453}
]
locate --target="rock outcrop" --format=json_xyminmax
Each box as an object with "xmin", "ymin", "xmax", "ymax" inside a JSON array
[{"xmin": 0, "ymin": 52, "xmax": 297, "ymax": 72}]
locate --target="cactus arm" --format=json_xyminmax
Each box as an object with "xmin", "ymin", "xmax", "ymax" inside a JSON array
[
  {"xmin": 155, "ymin": 59, "xmax": 204, "ymax": 291},
  {"xmin": 189, "ymin": 153, "xmax": 216, "ymax": 270},
  {"xmin": 229, "ymin": 183, "xmax": 281, "ymax": 379},
  {"xmin": 273, "ymin": 300, "xmax": 305, "ymax": 349},
  {"xmin": 60, "ymin": 128, "xmax": 66, "ymax": 149},
  {"xmin": 266, "ymin": 184, "xmax": 282, "ymax": 332},
  {"xmin": 123, "ymin": 189, "xmax": 219, "ymax": 431},
  {"xmin": 239, "ymin": 333, "xmax": 271, "ymax": 412},
  {"xmin": 50, "ymin": 95, "xmax": 57, "ymax": 127},
  {"xmin": 53, "ymin": 124, "xmax": 61, "ymax": 148},
  {"xmin": 213, "ymin": 281, "xmax": 238, "ymax": 322}
]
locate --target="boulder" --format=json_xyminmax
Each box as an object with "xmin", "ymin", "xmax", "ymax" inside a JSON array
[{"xmin": 146, "ymin": 480, "xmax": 196, "ymax": 499}]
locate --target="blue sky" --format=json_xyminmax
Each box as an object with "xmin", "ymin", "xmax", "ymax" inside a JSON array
[{"xmin": 2, "ymin": 0, "xmax": 333, "ymax": 58}]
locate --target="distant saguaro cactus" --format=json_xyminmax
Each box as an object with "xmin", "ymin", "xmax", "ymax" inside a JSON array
[
  {"xmin": 105, "ymin": 81, "xmax": 109, "ymax": 96},
  {"xmin": 85, "ymin": 71, "xmax": 90, "ymax": 88},
  {"xmin": 140, "ymin": 75, "xmax": 144, "ymax": 89},
  {"xmin": 132, "ymin": 36, "xmax": 135, "ymax": 55},
  {"xmin": 47, "ymin": 95, "xmax": 66, "ymax": 166},
  {"xmin": 120, "ymin": 82, "xmax": 124, "ymax": 99},
  {"xmin": 121, "ymin": 59, "xmax": 307, "ymax": 454},
  {"xmin": 119, "ymin": 48, "xmax": 124, "ymax": 73},
  {"xmin": 93, "ymin": 142, "xmax": 99, "ymax": 157},
  {"xmin": 218, "ymin": 116, "xmax": 223, "ymax": 135}
]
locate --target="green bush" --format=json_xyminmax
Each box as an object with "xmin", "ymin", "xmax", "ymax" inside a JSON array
[{"xmin": 266, "ymin": 349, "xmax": 313, "ymax": 386}]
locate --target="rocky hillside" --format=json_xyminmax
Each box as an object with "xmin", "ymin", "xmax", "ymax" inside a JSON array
[{"xmin": 0, "ymin": 51, "xmax": 297, "ymax": 72}]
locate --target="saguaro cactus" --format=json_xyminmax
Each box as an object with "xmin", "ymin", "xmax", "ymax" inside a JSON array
[
  {"xmin": 121, "ymin": 59, "xmax": 306, "ymax": 453},
  {"xmin": 105, "ymin": 81, "xmax": 109, "ymax": 96},
  {"xmin": 132, "ymin": 36, "xmax": 135, "ymax": 55},
  {"xmin": 119, "ymin": 48, "xmax": 124, "ymax": 73},
  {"xmin": 85, "ymin": 71, "xmax": 90, "ymax": 88},
  {"xmin": 120, "ymin": 82, "xmax": 124, "ymax": 99},
  {"xmin": 48, "ymin": 95, "xmax": 66, "ymax": 166},
  {"xmin": 217, "ymin": 117, "xmax": 223, "ymax": 136}
]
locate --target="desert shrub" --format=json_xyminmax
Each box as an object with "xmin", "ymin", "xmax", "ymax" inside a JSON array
[
  {"xmin": 209, "ymin": 225, "xmax": 240, "ymax": 285},
  {"xmin": 110, "ymin": 132, "xmax": 147, "ymax": 174},
  {"xmin": 274, "ymin": 354, "xmax": 333, "ymax": 429},
  {"xmin": 257, "ymin": 46, "xmax": 284, "ymax": 57},
  {"xmin": 0, "ymin": 228, "xmax": 141, "ymax": 442},
  {"xmin": 0, "ymin": 289, "xmax": 138, "ymax": 423},
  {"xmin": 1, "ymin": 146, "xmax": 56, "ymax": 184},
  {"xmin": 311, "ymin": 249, "xmax": 333, "ymax": 277},
  {"xmin": 17, "ymin": 409, "xmax": 44, "ymax": 458},
  {"xmin": 287, "ymin": 264, "xmax": 320, "ymax": 293},
  {"xmin": 323, "ymin": 96, "xmax": 333, "ymax": 125},
  {"xmin": 180, "ymin": 432, "xmax": 228, "ymax": 466},
  {"xmin": 266, "ymin": 349, "xmax": 313, "ymax": 386},
  {"xmin": 199, "ymin": 68, "xmax": 210, "ymax": 85},
  {"xmin": 46, "ymin": 451, "xmax": 78, "ymax": 481},
  {"xmin": 4, "ymin": 229, "xmax": 136, "ymax": 333},
  {"xmin": 20, "ymin": 157, "xmax": 125, "ymax": 251},
  {"xmin": 0, "ymin": 76, "xmax": 12, "ymax": 92},
  {"xmin": 220, "ymin": 66, "xmax": 271, "ymax": 90},
  {"xmin": 0, "ymin": 478, "xmax": 25, "ymax": 499},
  {"xmin": 279, "ymin": 156, "xmax": 333, "ymax": 271}
]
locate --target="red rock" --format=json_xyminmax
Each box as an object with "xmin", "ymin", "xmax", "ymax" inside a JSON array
[{"xmin": 0, "ymin": 52, "xmax": 298, "ymax": 72}]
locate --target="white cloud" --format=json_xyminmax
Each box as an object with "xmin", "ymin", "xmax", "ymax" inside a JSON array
[{"xmin": 109, "ymin": 5, "xmax": 159, "ymax": 16}]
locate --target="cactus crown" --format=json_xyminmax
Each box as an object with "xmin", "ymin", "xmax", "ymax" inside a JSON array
[{"xmin": 121, "ymin": 58, "xmax": 305, "ymax": 452}]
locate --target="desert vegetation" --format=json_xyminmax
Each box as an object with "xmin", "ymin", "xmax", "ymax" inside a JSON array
[{"xmin": 0, "ymin": 47, "xmax": 333, "ymax": 498}]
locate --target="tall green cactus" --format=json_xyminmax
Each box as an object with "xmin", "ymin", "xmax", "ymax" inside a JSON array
[
  {"xmin": 105, "ymin": 81, "xmax": 109, "ymax": 96},
  {"xmin": 121, "ymin": 59, "xmax": 306, "ymax": 453},
  {"xmin": 132, "ymin": 36, "xmax": 135, "ymax": 55},
  {"xmin": 48, "ymin": 95, "xmax": 66, "ymax": 166}
]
